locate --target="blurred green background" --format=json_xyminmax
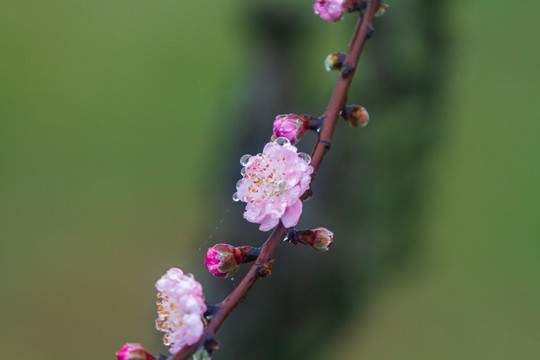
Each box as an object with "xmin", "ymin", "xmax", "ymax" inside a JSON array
[{"xmin": 1, "ymin": 1, "xmax": 538, "ymax": 359}]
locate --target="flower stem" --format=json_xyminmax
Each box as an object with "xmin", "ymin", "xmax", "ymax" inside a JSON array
[{"xmin": 171, "ymin": 2, "xmax": 379, "ymax": 358}]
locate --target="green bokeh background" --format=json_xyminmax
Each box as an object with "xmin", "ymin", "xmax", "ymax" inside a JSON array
[{"xmin": 1, "ymin": 1, "xmax": 538, "ymax": 359}]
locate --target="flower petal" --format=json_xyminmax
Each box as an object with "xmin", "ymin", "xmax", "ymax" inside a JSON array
[{"xmin": 281, "ymin": 200, "xmax": 303, "ymax": 228}]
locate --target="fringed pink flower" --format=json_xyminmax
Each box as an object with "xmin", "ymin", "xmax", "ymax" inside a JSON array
[
  {"xmin": 155, "ymin": 268, "xmax": 207, "ymax": 354},
  {"xmin": 313, "ymin": 0, "xmax": 345, "ymax": 22},
  {"xmin": 234, "ymin": 138, "xmax": 313, "ymax": 231}
]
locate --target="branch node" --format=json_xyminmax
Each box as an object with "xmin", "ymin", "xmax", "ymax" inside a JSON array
[
  {"xmin": 301, "ymin": 188, "xmax": 314, "ymax": 201},
  {"xmin": 256, "ymin": 259, "xmax": 275, "ymax": 278},
  {"xmin": 341, "ymin": 64, "xmax": 355, "ymax": 77},
  {"xmin": 203, "ymin": 337, "xmax": 220, "ymax": 354},
  {"xmin": 308, "ymin": 116, "xmax": 324, "ymax": 133},
  {"xmin": 204, "ymin": 304, "xmax": 219, "ymax": 320},
  {"xmin": 366, "ymin": 25, "xmax": 374, "ymax": 39},
  {"xmin": 321, "ymin": 140, "xmax": 332, "ymax": 151}
]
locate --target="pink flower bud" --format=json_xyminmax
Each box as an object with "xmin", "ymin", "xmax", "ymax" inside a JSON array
[
  {"xmin": 287, "ymin": 227, "xmax": 334, "ymax": 251},
  {"xmin": 204, "ymin": 243, "xmax": 240, "ymax": 277},
  {"xmin": 313, "ymin": 0, "xmax": 345, "ymax": 22},
  {"xmin": 342, "ymin": 105, "xmax": 369, "ymax": 128},
  {"xmin": 116, "ymin": 343, "xmax": 155, "ymax": 360},
  {"xmin": 272, "ymin": 114, "xmax": 309, "ymax": 144},
  {"xmin": 308, "ymin": 227, "xmax": 333, "ymax": 251}
]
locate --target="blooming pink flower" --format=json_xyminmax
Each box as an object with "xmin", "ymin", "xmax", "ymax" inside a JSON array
[
  {"xmin": 313, "ymin": 0, "xmax": 345, "ymax": 22},
  {"xmin": 204, "ymin": 243, "xmax": 239, "ymax": 277},
  {"xmin": 155, "ymin": 268, "xmax": 207, "ymax": 354},
  {"xmin": 234, "ymin": 139, "xmax": 313, "ymax": 231},
  {"xmin": 272, "ymin": 114, "xmax": 308, "ymax": 144},
  {"xmin": 116, "ymin": 343, "xmax": 155, "ymax": 360}
]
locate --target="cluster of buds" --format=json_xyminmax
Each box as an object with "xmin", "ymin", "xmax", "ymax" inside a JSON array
[
  {"xmin": 341, "ymin": 104, "xmax": 369, "ymax": 128},
  {"xmin": 286, "ymin": 227, "xmax": 334, "ymax": 252},
  {"xmin": 205, "ymin": 244, "xmax": 260, "ymax": 277}
]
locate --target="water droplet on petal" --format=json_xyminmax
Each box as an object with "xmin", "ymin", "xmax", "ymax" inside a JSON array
[
  {"xmin": 275, "ymin": 137, "xmax": 290, "ymax": 146},
  {"xmin": 277, "ymin": 180, "xmax": 287, "ymax": 191},
  {"xmin": 240, "ymin": 154, "xmax": 251, "ymax": 166},
  {"xmin": 298, "ymin": 152, "xmax": 311, "ymax": 164},
  {"xmin": 240, "ymin": 168, "xmax": 246, "ymax": 176},
  {"xmin": 236, "ymin": 179, "xmax": 242, "ymax": 189},
  {"xmin": 232, "ymin": 192, "xmax": 239, "ymax": 202}
]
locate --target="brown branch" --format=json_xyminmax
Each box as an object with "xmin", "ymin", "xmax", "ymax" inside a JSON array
[{"xmin": 172, "ymin": 2, "xmax": 379, "ymax": 359}]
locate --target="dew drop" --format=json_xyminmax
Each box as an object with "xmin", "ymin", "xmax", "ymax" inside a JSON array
[
  {"xmin": 240, "ymin": 167, "xmax": 246, "ymax": 176},
  {"xmin": 236, "ymin": 179, "xmax": 242, "ymax": 189},
  {"xmin": 230, "ymin": 277, "xmax": 234, "ymax": 281},
  {"xmin": 277, "ymin": 180, "xmax": 287, "ymax": 191},
  {"xmin": 232, "ymin": 192, "xmax": 239, "ymax": 202},
  {"xmin": 298, "ymin": 152, "xmax": 311, "ymax": 164},
  {"xmin": 275, "ymin": 137, "xmax": 290, "ymax": 146},
  {"xmin": 240, "ymin": 154, "xmax": 251, "ymax": 166}
]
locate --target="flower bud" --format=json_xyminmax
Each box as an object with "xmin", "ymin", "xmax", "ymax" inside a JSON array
[
  {"xmin": 342, "ymin": 105, "xmax": 369, "ymax": 128},
  {"xmin": 205, "ymin": 243, "xmax": 239, "ymax": 277},
  {"xmin": 116, "ymin": 343, "xmax": 155, "ymax": 360},
  {"xmin": 313, "ymin": 0, "xmax": 345, "ymax": 22},
  {"xmin": 287, "ymin": 227, "xmax": 333, "ymax": 251},
  {"xmin": 375, "ymin": 4, "xmax": 389, "ymax": 17},
  {"xmin": 205, "ymin": 244, "xmax": 260, "ymax": 277},
  {"xmin": 271, "ymin": 114, "xmax": 309, "ymax": 144},
  {"xmin": 324, "ymin": 52, "xmax": 346, "ymax": 72}
]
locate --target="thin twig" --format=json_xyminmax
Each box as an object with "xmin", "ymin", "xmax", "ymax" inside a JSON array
[{"xmin": 172, "ymin": 2, "xmax": 379, "ymax": 358}]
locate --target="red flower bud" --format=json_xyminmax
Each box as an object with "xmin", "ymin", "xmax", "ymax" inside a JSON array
[
  {"xmin": 271, "ymin": 114, "xmax": 310, "ymax": 144},
  {"xmin": 116, "ymin": 343, "xmax": 155, "ymax": 360},
  {"xmin": 205, "ymin": 244, "xmax": 260, "ymax": 277},
  {"xmin": 205, "ymin": 243, "xmax": 239, "ymax": 277}
]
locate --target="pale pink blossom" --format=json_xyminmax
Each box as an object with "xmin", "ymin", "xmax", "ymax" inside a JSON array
[
  {"xmin": 313, "ymin": 0, "xmax": 345, "ymax": 22},
  {"xmin": 155, "ymin": 268, "xmax": 207, "ymax": 354},
  {"xmin": 116, "ymin": 343, "xmax": 155, "ymax": 360},
  {"xmin": 234, "ymin": 139, "xmax": 313, "ymax": 231},
  {"xmin": 272, "ymin": 114, "xmax": 308, "ymax": 144}
]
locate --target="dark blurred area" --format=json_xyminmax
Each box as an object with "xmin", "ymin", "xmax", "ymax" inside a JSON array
[{"xmin": 1, "ymin": 1, "xmax": 538, "ymax": 359}]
